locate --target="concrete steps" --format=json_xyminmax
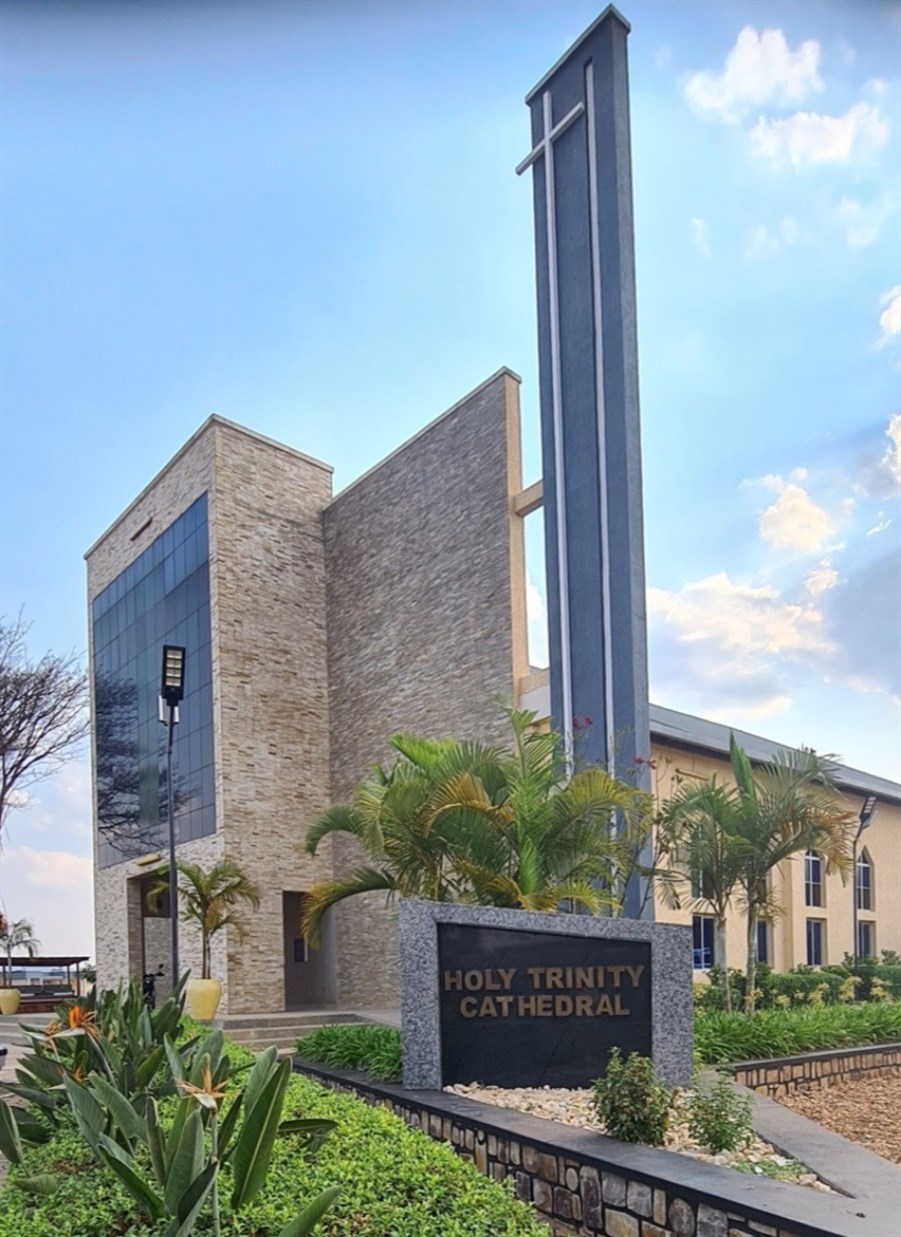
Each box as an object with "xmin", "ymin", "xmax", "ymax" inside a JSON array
[
  {"xmin": 0, "ymin": 1014, "xmax": 49, "ymax": 1048},
  {"xmin": 1, "ymin": 1006, "xmax": 400, "ymax": 1055},
  {"xmin": 213, "ymin": 1010, "xmax": 368, "ymax": 1052}
]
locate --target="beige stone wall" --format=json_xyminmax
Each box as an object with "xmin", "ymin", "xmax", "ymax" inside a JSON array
[
  {"xmin": 87, "ymin": 418, "xmax": 337, "ymax": 1013},
  {"xmin": 211, "ymin": 422, "xmax": 335, "ymax": 1013},
  {"xmin": 323, "ymin": 369, "xmax": 527, "ymax": 1007}
]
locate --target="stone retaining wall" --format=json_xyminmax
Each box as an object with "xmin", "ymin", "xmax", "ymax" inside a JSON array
[
  {"xmin": 293, "ymin": 1060, "xmax": 873, "ymax": 1237},
  {"xmin": 733, "ymin": 1043, "xmax": 901, "ymax": 1098}
]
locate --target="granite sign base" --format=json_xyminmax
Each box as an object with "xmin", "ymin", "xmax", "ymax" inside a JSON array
[{"xmin": 399, "ymin": 900, "xmax": 693, "ymax": 1090}]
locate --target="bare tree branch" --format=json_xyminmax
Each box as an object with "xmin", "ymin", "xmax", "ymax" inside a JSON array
[{"xmin": 0, "ymin": 613, "xmax": 90, "ymax": 833}]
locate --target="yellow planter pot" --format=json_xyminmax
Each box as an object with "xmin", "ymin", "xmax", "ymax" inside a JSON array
[
  {"xmin": 0, "ymin": 989, "xmax": 21, "ymax": 1016},
  {"xmin": 186, "ymin": 978, "xmax": 222, "ymax": 1021}
]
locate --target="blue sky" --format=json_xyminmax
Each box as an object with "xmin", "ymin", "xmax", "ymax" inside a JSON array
[{"xmin": 1, "ymin": 0, "xmax": 899, "ymax": 954}]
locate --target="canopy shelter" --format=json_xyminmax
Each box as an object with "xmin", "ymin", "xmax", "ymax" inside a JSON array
[{"xmin": 4, "ymin": 955, "xmax": 90, "ymax": 993}]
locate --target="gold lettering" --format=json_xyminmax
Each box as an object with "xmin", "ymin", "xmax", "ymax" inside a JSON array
[
  {"xmin": 479, "ymin": 996, "xmax": 498, "ymax": 1017},
  {"xmin": 460, "ymin": 996, "xmax": 478, "ymax": 1018},
  {"xmin": 444, "ymin": 970, "xmax": 463, "ymax": 991},
  {"xmin": 536, "ymin": 995, "xmax": 553, "ymax": 1016},
  {"xmin": 575, "ymin": 968, "xmax": 594, "ymax": 989},
  {"xmin": 626, "ymin": 965, "xmax": 645, "ymax": 989},
  {"xmin": 576, "ymin": 995, "xmax": 594, "ymax": 1016},
  {"xmin": 596, "ymin": 994, "xmax": 614, "ymax": 1015},
  {"xmin": 517, "ymin": 995, "xmax": 538, "ymax": 1016},
  {"xmin": 496, "ymin": 995, "xmax": 514, "ymax": 1017},
  {"xmin": 484, "ymin": 971, "xmax": 501, "ymax": 991},
  {"xmin": 607, "ymin": 966, "xmax": 626, "ymax": 988},
  {"xmin": 527, "ymin": 967, "xmax": 545, "ymax": 989},
  {"xmin": 545, "ymin": 967, "xmax": 564, "ymax": 990},
  {"xmin": 463, "ymin": 970, "xmax": 484, "ymax": 991},
  {"xmin": 614, "ymin": 994, "xmax": 630, "ymax": 1016},
  {"xmin": 498, "ymin": 967, "xmax": 517, "ymax": 990},
  {"xmin": 554, "ymin": 996, "xmax": 574, "ymax": 1016}
]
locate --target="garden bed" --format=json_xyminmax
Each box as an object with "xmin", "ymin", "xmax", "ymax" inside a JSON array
[
  {"xmin": 293, "ymin": 1058, "xmax": 896, "ymax": 1237},
  {"xmin": 778, "ymin": 1075, "xmax": 901, "ymax": 1165},
  {"xmin": 0, "ymin": 1069, "xmax": 546, "ymax": 1236},
  {"xmin": 445, "ymin": 1081, "xmax": 834, "ymax": 1190}
]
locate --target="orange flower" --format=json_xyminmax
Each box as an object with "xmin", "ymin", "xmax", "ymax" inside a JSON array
[
  {"xmin": 176, "ymin": 1067, "xmax": 228, "ymax": 1111},
  {"xmin": 65, "ymin": 1006, "xmax": 99, "ymax": 1039}
]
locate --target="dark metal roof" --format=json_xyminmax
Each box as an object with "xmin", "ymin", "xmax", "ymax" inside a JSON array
[
  {"xmin": 5, "ymin": 956, "xmax": 90, "ymax": 967},
  {"xmin": 650, "ymin": 704, "xmax": 901, "ymax": 806}
]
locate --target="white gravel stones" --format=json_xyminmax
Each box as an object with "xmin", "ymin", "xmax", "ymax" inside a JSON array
[{"xmin": 445, "ymin": 1082, "xmax": 834, "ymax": 1192}]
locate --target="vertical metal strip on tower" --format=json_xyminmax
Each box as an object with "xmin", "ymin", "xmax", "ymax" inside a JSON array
[{"xmin": 519, "ymin": 6, "xmax": 652, "ymax": 914}]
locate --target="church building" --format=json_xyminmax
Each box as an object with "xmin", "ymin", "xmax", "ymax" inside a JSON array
[{"xmin": 85, "ymin": 374, "xmax": 900, "ymax": 1015}]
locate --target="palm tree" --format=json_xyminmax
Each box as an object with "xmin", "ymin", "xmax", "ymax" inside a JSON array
[
  {"xmin": 149, "ymin": 860, "xmax": 260, "ymax": 980},
  {"xmin": 658, "ymin": 782, "xmax": 746, "ymax": 1010},
  {"xmin": 659, "ymin": 736, "xmax": 853, "ymax": 1011},
  {"xmin": 0, "ymin": 915, "xmax": 40, "ymax": 988},
  {"xmin": 726, "ymin": 737, "xmax": 853, "ymax": 1010},
  {"xmin": 301, "ymin": 707, "xmax": 654, "ymax": 944}
]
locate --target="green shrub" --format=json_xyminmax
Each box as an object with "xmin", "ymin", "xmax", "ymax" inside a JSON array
[
  {"xmin": 591, "ymin": 1049, "xmax": 673, "ymax": 1146},
  {"xmin": 687, "ymin": 1075, "xmax": 753, "ymax": 1153},
  {"xmin": 695, "ymin": 1001, "xmax": 901, "ymax": 1065},
  {"xmin": 297, "ymin": 1024, "xmax": 402, "ymax": 1083},
  {"xmin": 0, "ymin": 1072, "xmax": 545, "ymax": 1237}
]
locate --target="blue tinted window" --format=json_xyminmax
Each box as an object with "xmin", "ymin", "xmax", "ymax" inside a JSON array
[{"xmin": 93, "ymin": 494, "xmax": 214, "ymax": 868}]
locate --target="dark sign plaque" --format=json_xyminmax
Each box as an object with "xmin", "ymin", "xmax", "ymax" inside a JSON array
[{"xmin": 438, "ymin": 923, "xmax": 652, "ymax": 1088}]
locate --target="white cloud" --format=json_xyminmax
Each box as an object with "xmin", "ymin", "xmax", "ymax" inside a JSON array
[
  {"xmin": 526, "ymin": 573, "xmax": 549, "ymax": 669},
  {"xmin": 858, "ymin": 413, "xmax": 901, "ymax": 499},
  {"xmin": 691, "ymin": 217, "xmax": 711, "ymax": 257},
  {"xmin": 749, "ymin": 102, "xmax": 890, "ymax": 169},
  {"xmin": 4, "ymin": 846, "xmax": 92, "ymax": 890},
  {"xmin": 805, "ymin": 558, "xmax": 839, "ymax": 596},
  {"xmin": 877, "ymin": 286, "xmax": 901, "ymax": 348},
  {"xmin": 0, "ymin": 846, "xmax": 94, "ymax": 957},
  {"xmin": 744, "ymin": 215, "xmax": 800, "ymax": 258},
  {"xmin": 836, "ymin": 194, "xmax": 895, "ymax": 248},
  {"xmin": 867, "ymin": 518, "xmax": 892, "ymax": 536},
  {"xmin": 684, "ymin": 27, "xmax": 822, "ymax": 124},
  {"xmin": 3, "ymin": 757, "xmax": 92, "ymax": 841},
  {"xmin": 648, "ymin": 571, "xmax": 832, "ymax": 718},
  {"xmin": 758, "ymin": 482, "xmax": 838, "ymax": 554}
]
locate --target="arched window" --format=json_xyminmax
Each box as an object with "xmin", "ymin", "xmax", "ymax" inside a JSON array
[
  {"xmin": 804, "ymin": 850, "xmax": 823, "ymax": 907},
  {"xmin": 856, "ymin": 849, "xmax": 873, "ymax": 911}
]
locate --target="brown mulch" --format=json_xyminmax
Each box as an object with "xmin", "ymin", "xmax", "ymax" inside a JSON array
[{"xmin": 778, "ymin": 1074, "xmax": 901, "ymax": 1164}]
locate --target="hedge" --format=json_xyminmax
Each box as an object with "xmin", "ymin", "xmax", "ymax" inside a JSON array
[
  {"xmin": 695, "ymin": 1001, "xmax": 901, "ymax": 1065},
  {"xmin": 0, "ymin": 1067, "xmax": 544, "ymax": 1236}
]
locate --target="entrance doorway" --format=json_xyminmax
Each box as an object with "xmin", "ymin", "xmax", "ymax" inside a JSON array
[
  {"xmin": 282, "ymin": 892, "xmax": 336, "ymax": 1010},
  {"xmin": 138, "ymin": 873, "xmax": 173, "ymax": 1005}
]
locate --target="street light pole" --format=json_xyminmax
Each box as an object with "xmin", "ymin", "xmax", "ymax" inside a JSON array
[
  {"xmin": 160, "ymin": 645, "xmax": 186, "ymax": 992},
  {"xmin": 852, "ymin": 795, "xmax": 877, "ymax": 966}
]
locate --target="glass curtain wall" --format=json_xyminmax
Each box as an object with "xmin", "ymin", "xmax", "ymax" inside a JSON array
[{"xmin": 92, "ymin": 495, "xmax": 214, "ymax": 867}]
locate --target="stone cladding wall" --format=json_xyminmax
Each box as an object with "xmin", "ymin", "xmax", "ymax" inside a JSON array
[
  {"xmin": 211, "ymin": 422, "xmax": 334, "ymax": 1013},
  {"xmin": 294, "ymin": 1062, "xmax": 827, "ymax": 1237},
  {"xmin": 733, "ymin": 1044, "xmax": 901, "ymax": 1097},
  {"xmin": 323, "ymin": 370, "xmax": 525, "ymax": 1009},
  {"xmin": 87, "ymin": 418, "xmax": 336, "ymax": 1013}
]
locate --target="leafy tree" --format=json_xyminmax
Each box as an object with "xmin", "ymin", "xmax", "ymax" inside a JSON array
[
  {"xmin": 0, "ymin": 915, "xmax": 40, "ymax": 987},
  {"xmin": 659, "ymin": 736, "xmax": 853, "ymax": 1011},
  {"xmin": 658, "ymin": 781, "xmax": 746, "ymax": 1010},
  {"xmin": 301, "ymin": 707, "xmax": 654, "ymax": 944},
  {"xmin": 727, "ymin": 737, "xmax": 852, "ymax": 1010},
  {"xmin": 149, "ymin": 860, "xmax": 260, "ymax": 979},
  {"xmin": 0, "ymin": 614, "xmax": 88, "ymax": 833}
]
